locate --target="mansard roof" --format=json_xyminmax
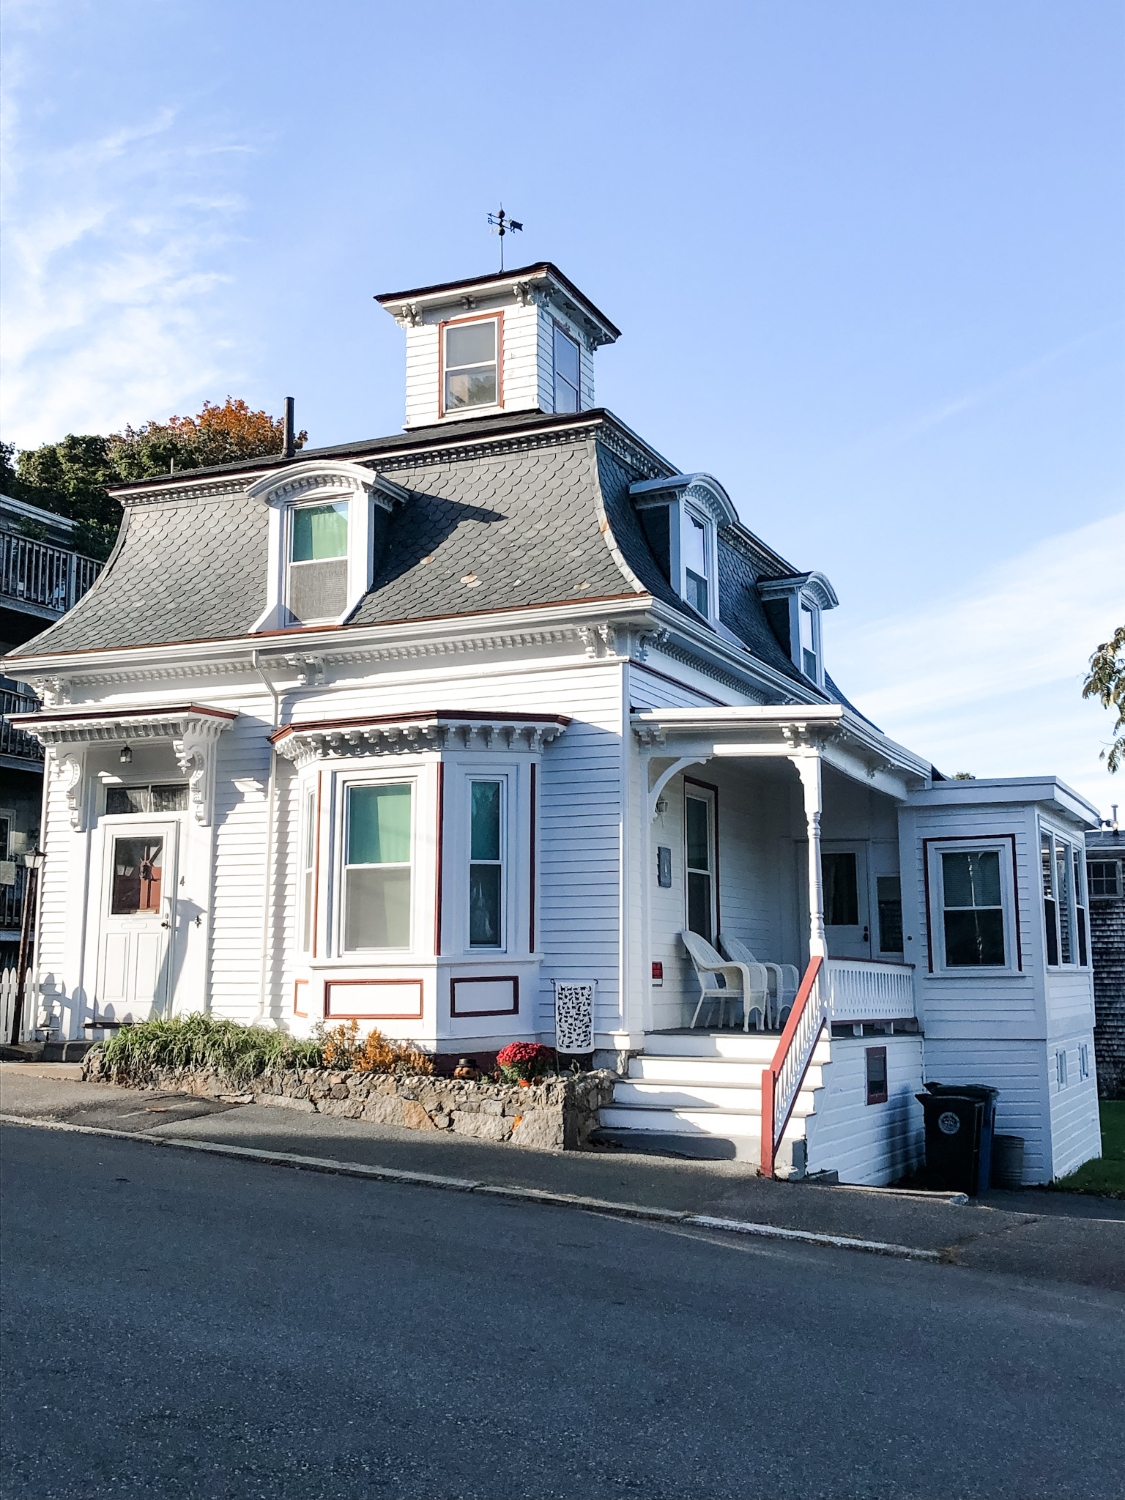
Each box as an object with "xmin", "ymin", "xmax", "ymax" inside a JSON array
[{"xmin": 5, "ymin": 408, "xmax": 811, "ymax": 692}]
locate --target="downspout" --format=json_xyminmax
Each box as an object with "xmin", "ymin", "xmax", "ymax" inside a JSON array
[{"xmin": 252, "ymin": 650, "xmax": 281, "ymax": 1025}]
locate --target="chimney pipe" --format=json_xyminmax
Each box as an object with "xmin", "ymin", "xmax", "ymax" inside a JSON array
[{"xmin": 282, "ymin": 396, "xmax": 295, "ymax": 459}]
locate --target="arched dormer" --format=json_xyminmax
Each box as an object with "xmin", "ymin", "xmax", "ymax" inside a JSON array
[
  {"xmin": 628, "ymin": 473, "xmax": 739, "ymax": 629},
  {"xmin": 249, "ymin": 461, "xmax": 409, "ymax": 632},
  {"xmin": 758, "ymin": 571, "xmax": 839, "ymax": 689}
]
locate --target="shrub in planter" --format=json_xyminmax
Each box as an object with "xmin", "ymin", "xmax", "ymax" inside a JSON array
[{"xmin": 496, "ymin": 1041, "xmax": 556, "ymax": 1084}]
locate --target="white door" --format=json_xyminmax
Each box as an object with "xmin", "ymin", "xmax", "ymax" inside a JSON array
[
  {"xmin": 821, "ymin": 842, "xmax": 871, "ymax": 960},
  {"xmin": 96, "ymin": 823, "xmax": 179, "ymax": 1021}
]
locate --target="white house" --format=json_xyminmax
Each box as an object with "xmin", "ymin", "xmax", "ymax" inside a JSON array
[{"xmin": 4, "ymin": 262, "xmax": 1103, "ymax": 1184}]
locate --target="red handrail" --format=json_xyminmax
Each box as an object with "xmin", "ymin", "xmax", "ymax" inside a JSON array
[{"xmin": 760, "ymin": 954, "xmax": 823, "ymax": 1179}]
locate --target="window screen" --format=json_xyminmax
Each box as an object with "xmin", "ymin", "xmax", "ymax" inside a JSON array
[
  {"xmin": 941, "ymin": 850, "xmax": 1005, "ymax": 966},
  {"xmin": 343, "ymin": 784, "xmax": 412, "ymax": 950},
  {"xmin": 287, "ymin": 502, "xmax": 348, "ymax": 623}
]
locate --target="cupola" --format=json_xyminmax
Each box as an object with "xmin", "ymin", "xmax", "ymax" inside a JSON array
[{"xmin": 376, "ymin": 263, "xmax": 620, "ymax": 429}]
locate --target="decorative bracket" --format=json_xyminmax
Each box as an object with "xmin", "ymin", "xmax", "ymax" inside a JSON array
[
  {"xmin": 646, "ymin": 754, "xmax": 709, "ymax": 821},
  {"xmin": 55, "ymin": 748, "xmax": 88, "ymax": 831}
]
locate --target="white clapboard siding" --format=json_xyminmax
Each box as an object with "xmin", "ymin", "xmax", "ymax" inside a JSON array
[
  {"xmin": 1045, "ymin": 970, "xmax": 1097, "ymax": 1038},
  {"xmin": 923, "ymin": 1038, "xmax": 1052, "ymax": 1182},
  {"xmin": 805, "ymin": 1035, "xmax": 925, "ymax": 1186},
  {"xmin": 1046, "ymin": 1031, "xmax": 1102, "ymax": 1179}
]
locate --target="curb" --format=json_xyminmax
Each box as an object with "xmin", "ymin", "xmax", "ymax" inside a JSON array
[{"xmin": 0, "ymin": 1113, "xmax": 943, "ymax": 1263}]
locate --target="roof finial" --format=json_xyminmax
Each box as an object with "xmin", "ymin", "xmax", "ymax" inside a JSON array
[{"xmin": 487, "ymin": 205, "xmax": 523, "ymax": 272}]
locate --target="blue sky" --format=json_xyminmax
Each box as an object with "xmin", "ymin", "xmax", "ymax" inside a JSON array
[{"xmin": 2, "ymin": 0, "xmax": 1123, "ymax": 812}]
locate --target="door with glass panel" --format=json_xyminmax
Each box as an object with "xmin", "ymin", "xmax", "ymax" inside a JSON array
[
  {"xmin": 342, "ymin": 783, "xmax": 413, "ymax": 951},
  {"xmin": 821, "ymin": 842, "xmax": 872, "ymax": 959},
  {"xmin": 96, "ymin": 822, "xmax": 179, "ymax": 1020}
]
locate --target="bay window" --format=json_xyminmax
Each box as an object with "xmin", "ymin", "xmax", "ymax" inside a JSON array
[
  {"xmin": 469, "ymin": 780, "xmax": 504, "ymax": 947},
  {"xmin": 343, "ymin": 783, "xmax": 413, "ymax": 951},
  {"xmin": 1041, "ymin": 825, "xmax": 1088, "ymax": 968},
  {"xmin": 926, "ymin": 838, "xmax": 1016, "ymax": 972}
]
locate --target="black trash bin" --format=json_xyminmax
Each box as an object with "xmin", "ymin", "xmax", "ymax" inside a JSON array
[{"xmin": 916, "ymin": 1082, "xmax": 1000, "ymax": 1195}]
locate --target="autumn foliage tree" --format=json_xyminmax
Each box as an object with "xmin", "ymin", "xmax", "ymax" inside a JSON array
[{"xmin": 2, "ymin": 398, "xmax": 306, "ymax": 560}]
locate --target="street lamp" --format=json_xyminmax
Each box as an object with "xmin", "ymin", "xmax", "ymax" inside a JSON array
[{"xmin": 9, "ymin": 849, "xmax": 45, "ymax": 1048}]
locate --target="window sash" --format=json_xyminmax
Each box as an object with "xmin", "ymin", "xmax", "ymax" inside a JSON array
[
  {"xmin": 939, "ymin": 849, "xmax": 1006, "ymax": 968},
  {"xmin": 553, "ymin": 326, "xmax": 581, "ymax": 413},
  {"xmin": 685, "ymin": 791, "xmax": 715, "ymax": 943},
  {"xmin": 290, "ymin": 503, "xmax": 348, "ymax": 563},
  {"xmin": 444, "ymin": 319, "xmax": 499, "ymax": 411},
  {"xmin": 301, "ymin": 789, "xmax": 316, "ymax": 953},
  {"xmin": 469, "ymin": 779, "xmax": 504, "ymax": 948},
  {"xmin": 342, "ymin": 783, "xmax": 413, "ymax": 952},
  {"xmin": 1087, "ymin": 859, "xmax": 1121, "ymax": 898}
]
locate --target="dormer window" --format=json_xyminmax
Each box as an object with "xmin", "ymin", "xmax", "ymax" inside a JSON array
[
  {"xmin": 799, "ymin": 601, "xmax": 820, "ymax": 681},
  {"xmin": 250, "ymin": 461, "xmax": 410, "ymax": 634},
  {"xmin": 758, "ymin": 571, "xmax": 839, "ymax": 690},
  {"xmin": 287, "ymin": 502, "xmax": 349, "ymax": 624},
  {"xmin": 553, "ymin": 325, "xmax": 581, "ymax": 413},
  {"xmin": 683, "ymin": 511, "xmax": 712, "ymax": 617},
  {"xmin": 443, "ymin": 317, "xmax": 499, "ymax": 413}
]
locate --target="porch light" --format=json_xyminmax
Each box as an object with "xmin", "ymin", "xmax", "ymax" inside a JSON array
[{"xmin": 119, "ymin": 744, "xmax": 132, "ymax": 764}]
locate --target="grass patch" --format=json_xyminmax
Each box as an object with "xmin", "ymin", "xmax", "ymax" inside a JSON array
[
  {"xmin": 97, "ymin": 1013, "xmax": 323, "ymax": 1086},
  {"xmin": 1050, "ymin": 1101, "xmax": 1125, "ymax": 1198}
]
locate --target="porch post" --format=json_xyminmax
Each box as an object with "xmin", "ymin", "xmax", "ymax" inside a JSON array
[{"xmin": 793, "ymin": 752, "xmax": 828, "ymax": 960}]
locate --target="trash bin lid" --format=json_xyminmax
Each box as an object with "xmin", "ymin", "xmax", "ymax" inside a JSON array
[{"xmin": 923, "ymin": 1082, "xmax": 999, "ymax": 1101}]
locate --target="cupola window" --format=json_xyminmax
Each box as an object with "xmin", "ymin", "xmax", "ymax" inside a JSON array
[
  {"xmin": 443, "ymin": 318, "xmax": 499, "ymax": 412},
  {"xmin": 553, "ymin": 325, "xmax": 581, "ymax": 413},
  {"xmin": 287, "ymin": 502, "xmax": 349, "ymax": 624}
]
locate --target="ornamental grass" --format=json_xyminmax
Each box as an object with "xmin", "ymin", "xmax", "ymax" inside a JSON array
[{"xmin": 97, "ymin": 1013, "xmax": 323, "ymax": 1086}]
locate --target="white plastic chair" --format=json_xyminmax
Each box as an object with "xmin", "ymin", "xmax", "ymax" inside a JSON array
[
  {"xmin": 680, "ymin": 930, "xmax": 770, "ymax": 1032},
  {"xmin": 718, "ymin": 934, "xmax": 800, "ymax": 1030}
]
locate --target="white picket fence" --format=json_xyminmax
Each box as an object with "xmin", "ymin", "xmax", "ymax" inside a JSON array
[{"xmin": 1, "ymin": 966, "xmax": 23, "ymax": 1044}]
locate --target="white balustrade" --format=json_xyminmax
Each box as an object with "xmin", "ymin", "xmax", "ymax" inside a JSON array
[{"xmin": 824, "ymin": 959, "xmax": 914, "ymax": 1023}]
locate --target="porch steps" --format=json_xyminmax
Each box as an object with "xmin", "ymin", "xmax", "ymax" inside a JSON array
[{"xmin": 593, "ymin": 1032, "xmax": 831, "ymax": 1170}]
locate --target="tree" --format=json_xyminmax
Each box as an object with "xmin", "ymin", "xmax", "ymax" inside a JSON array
[
  {"xmin": 4, "ymin": 399, "xmax": 306, "ymax": 561},
  {"xmin": 1083, "ymin": 625, "xmax": 1125, "ymax": 773}
]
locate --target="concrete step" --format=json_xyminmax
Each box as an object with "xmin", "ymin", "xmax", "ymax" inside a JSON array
[
  {"xmin": 612, "ymin": 1080, "xmax": 820, "ymax": 1113},
  {"xmin": 643, "ymin": 1031, "xmax": 831, "ymax": 1064},
  {"xmin": 628, "ymin": 1056, "xmax": 826, "ymax": 1089},
  {"xmin": 589, "ymin": 1127, "xmax": 760, "ymax": 1163},
  {"xmin": 599, "ymin": 1104, "xmax": 815, "ymax": 1138}
]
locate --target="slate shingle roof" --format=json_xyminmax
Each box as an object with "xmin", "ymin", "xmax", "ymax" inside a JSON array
[{"xmin": 7, "ymin": 410, "xmax": 812, "ymax": 696}]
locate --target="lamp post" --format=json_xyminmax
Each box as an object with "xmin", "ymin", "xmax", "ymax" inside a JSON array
[{"xmin": 9, "ymin": 849, "xmax": 44, "ymax": 1047}]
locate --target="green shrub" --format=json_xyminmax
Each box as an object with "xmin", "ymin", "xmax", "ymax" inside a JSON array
[{"xmin": 96, "ymin": 1013, "xmax": 322, "ymax": 1086}]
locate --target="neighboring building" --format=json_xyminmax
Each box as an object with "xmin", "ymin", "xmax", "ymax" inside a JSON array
[
  {"xmin": 1087, "ymin": 822, "xmax": 1124, "ymax": 1099},
  {"xmin": 1, "ymin": 495, "xmax": 102, "ymax": 963},
  {"xmin": 1, "ymin": 263, "xmax": 1104, "ymax": 1182}
]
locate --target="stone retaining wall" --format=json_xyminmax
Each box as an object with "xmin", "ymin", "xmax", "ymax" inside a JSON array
[{"xmin": 82, "ymin": 1051, "xmax": 618, "ymax": 1150}]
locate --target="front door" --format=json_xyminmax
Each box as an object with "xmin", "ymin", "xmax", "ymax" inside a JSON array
[
  {"xmin": 96, "ymin": 823, "xmax": 179, "ymax": 1021},
  {"xmin": 821, "ymin": 842, "xmax": 871, "ymax": 959}
]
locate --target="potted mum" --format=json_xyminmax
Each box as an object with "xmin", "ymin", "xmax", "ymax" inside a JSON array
[{"xmin": 496, "ymin": 1041, "xmax": 556, "ymax": 1085}]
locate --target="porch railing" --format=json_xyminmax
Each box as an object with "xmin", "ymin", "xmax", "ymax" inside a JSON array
[
  {"xmin": 0, "ymin": 532, "xmax": 102, "ymax": 615},
  {"xmin": 760, "ymin": 955, "xmax": 826, "ymax": 1179},
  {"xmin": 0, "ymin": 862, "xmax": 30, "ymax": 932},
  {"xmin": 824, "ymin": 958, "xmax": 915, "ymax": 1024},
  {"xmin": 0, "ymin": 689, "xmax": 44, "ymax": 763}
]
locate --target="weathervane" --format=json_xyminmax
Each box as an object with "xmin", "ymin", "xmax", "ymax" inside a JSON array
[{"xmin": 487, "ymin": 205, "xmax": 523, "ymax": 271}]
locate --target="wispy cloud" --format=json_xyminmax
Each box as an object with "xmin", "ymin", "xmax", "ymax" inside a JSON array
[
  {"xmin": 0, "ymin": 34, "xmax": 254, "ymax": 445},
  {"xmin": 831, "ymin": 510, "xmax": 1125, "ymax": 813}
]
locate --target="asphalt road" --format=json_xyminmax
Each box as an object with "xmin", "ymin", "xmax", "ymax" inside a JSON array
[{"xmin": 2, "ymin": 1124, "xmax": 1123, "ymax": 1500}]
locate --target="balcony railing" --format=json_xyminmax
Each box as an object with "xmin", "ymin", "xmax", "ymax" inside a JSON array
[
  {"xmin": 0, "ymin": 532, "xmax": 102, "ymax": 615},
  {"xmin": 824, "ymin": 958, "xmax": 915, "ymax": 1023},
  {"xmin": 0, "ymin": 861, "xmax": 29, "ymax": 933},
  {"xmin": 0, "ymin": 690, "xmax": 43, "ymax": 763}
]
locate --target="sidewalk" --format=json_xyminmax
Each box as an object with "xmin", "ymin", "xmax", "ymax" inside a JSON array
[{"xmin": 3, "ymin": 1063, "xmax": 1122, "ymax": 1292}]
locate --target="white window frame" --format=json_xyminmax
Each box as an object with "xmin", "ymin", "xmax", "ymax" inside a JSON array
[
  {"xmin": 1079, "ymin": 1042, "xmax": 1090, "ymax": 1081},
  {"xmin": 684, "ymin": 782, "xmax": 718, "ymax": 944},
  {"xmin": 678, "ymin": 505, "xmax": 719, "ymax": 626},
  {"xmin": 1055, "ymin": 1048, "xmax": 1068, "ymax": 1090},
  {"xmin": 1040, "ymin": 822, "xmax": 1089, "ymax": 970},
  {"xmin": 300, "ymin": 784, "xmax": 317, "ymax": 954},
  {"xmin": 467, "ymin": 776, "xmax": 507, "ymax": 951},
  {"xmin": 927, "ymin": 837, "xmax": 1019, "ymax": 976},
  {"xmin": 441, "ymin": 313, "xmax": 502, "ymax": 418},
  {"xmin": 334, "ymin": 773, "xmax": 418, "ymax": 958},
  {"xmin": 249, "ymin": 462, "xmax": 408, "ymax": 634},
  {"xmin": 551, "ymin": 322, "xmax": 581, "ymax": 414},
  {"xmin": 284, "ymin": 499, "xmax": 350, "ymax": 626}
]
